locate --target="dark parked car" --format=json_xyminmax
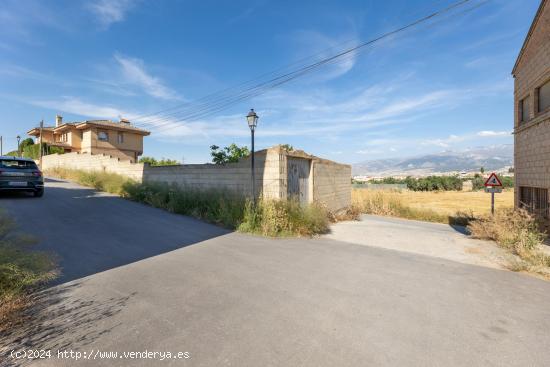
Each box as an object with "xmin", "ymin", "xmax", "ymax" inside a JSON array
[{"xmin": 0, "ymin": 156, "xmax": 44, "ymax": 197}]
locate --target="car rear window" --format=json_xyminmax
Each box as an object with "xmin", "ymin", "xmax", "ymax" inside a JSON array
[{"xmin": 0, "ymin": 159, "xmax": 38, "ymax": 169}]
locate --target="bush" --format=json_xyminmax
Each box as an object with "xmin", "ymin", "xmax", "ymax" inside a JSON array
[
  {"xmin": 239, "ymin": 199, "xmax": 329, "ymax": 237},
  {"xmin": 23, "ymin": 143, "xmax": 64, "ymax": 159},
  {"xmin": 46, "ymin": 168, "xmax": 332, "ymax": 237},
  {"xmin": 123, "ymin": 181, "xmax": 329, "ymax": 237},
  {"xmin": 405, "ymin": 176, "xmax": 463, "ymax": 191},
  {"xmin": 122, "ymin": 181, "xmax": 246, "ymax": 228},
  {"xmin": 0, "ymin": 211, "xmax": 57, "ymax": 330},
  {"xmin": 468, "ymin": 209, "xmax": 545, "ymax": 255},
  {"xmin": 139, "ymin": 156, "xmax": 179, "ymax": 166},
  {"xmin": 468, "ymin": 209, "xmax": 550, "ymax": 274}
]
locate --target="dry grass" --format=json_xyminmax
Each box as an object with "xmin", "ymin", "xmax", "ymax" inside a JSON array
[
  {"xmin": 352, "ymin": 189, "xmax": 476, "ymax": 225},
  {"xmin": 45, "ymin": 167, "xmax": 131, "ymax": 195},
  {"xmin": 0, "ymin": 212, "xmax": 57, "ymax": 331},
  {"xmin": 353, "ymin": 188, "xmax": 514, "ymax": 218},
  {"xmin": 468, "ymin": 209, "xmax": 550, "ymax": 277},
  {"xmin": 46, "ymin": 168, "xmax": 331, "ymax": 237}
]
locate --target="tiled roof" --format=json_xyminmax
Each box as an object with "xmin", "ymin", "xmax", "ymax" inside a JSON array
[{"xmin": 28, "ymin": 120, "xmax": 150, "ymax": 136}]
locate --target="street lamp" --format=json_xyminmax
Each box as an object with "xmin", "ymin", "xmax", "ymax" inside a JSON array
[
  {"xmin": 246, "ymin": 109, "xmax": 259, "ymax": 203},
  {"xmin": 16, "ymin": 135, "xmax": 21, "ymax": 157}
]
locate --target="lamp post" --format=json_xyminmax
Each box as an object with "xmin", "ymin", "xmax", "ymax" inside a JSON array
[
  {"xmin": 246, "ymin": 109, "xmax": 259, "ymax": 203},
  {"xmin": 16, "ymin": 135, "xmax": 21, "ymax": 157}
]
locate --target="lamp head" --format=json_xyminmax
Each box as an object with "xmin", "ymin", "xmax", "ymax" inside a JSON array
[{"xmin": 246, "ymin": 109, "xmax": 259, "ymax": 131}]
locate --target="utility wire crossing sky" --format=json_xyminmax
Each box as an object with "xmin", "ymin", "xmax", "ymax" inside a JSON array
[{"xmin": 0, "ymin": 0, "xmax": 541, "ymax": 163}]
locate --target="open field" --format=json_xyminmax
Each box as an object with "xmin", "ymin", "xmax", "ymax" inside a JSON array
[{"xmin": 353, "ymin": 188, "xmax": 514, "ymax": 218}]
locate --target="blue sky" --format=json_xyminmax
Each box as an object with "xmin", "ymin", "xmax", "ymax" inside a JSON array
[{"xmin": 0, "ymin": 0, "xmax": 541, "ymax": 163}]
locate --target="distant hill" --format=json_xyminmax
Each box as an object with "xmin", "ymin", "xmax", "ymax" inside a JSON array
[{"xmin": 352, "ymin": 144, "xmax": 513, "ymax": 177}]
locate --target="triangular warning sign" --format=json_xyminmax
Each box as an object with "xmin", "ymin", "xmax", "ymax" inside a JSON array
[{"xmin": 484, "ymin": 173, "xmax": 502, "ymax": 187}]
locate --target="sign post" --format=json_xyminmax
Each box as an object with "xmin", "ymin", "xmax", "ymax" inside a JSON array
[{"xmin": 484, "ymin": 173, "xmax": 503, "ymax": 215}]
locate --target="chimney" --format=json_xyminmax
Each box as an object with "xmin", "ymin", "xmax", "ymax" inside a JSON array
[
  {"xmin": 55, "ymin": 115, "xmax": 62, "ymax": 127},
  {"xmin": 119, "ymin": 117, "xmax": 131, "ymax": 125}
]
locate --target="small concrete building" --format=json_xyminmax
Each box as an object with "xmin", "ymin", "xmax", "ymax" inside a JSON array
[
  {"xmin": 512, "ymin": 0, "xmax": 550, "ymax": 220},
  {"xmin": 28, "ymin": 115, "xmax": 150, "ymax": 162}
]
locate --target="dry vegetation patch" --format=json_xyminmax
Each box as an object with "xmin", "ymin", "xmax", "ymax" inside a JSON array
[
  {"xmin": 46, "ymin": 168, "xmax": 332, "ymax": 237},
  {"xmin": 0, "ymin": 212, "xmax": 57, "ymax": 332},
  {"xmin": 468, "ymin": 209, "xmax": 550, "ymax": 277}
]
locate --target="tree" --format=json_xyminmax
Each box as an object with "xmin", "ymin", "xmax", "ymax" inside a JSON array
[
  {"xmin": 480, "ymin": 166, "xmax": 485, "ymax": 174},
  {"xmin": 139, "ymin": 156, "xmax": 179, "ymax": 166},
  {"xmin": 280, "ymin": 144, "xmax": 294, "ymax": 151},
  {"xmin": 20, "ymin": 138, "xmax": 34, "ymax": 150},
  {"xmin": 210, "ymin": 144, "xmax": 250, "ymax": 165}
]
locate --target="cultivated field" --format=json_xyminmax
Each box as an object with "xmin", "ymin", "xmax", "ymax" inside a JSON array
[
  {"xmin": 352, "ymin": 188, "xmax": 515, "ymax": 219},
  {"xmin": 390, "ymin": 189, "xmax": 513, "ymax": 216}
]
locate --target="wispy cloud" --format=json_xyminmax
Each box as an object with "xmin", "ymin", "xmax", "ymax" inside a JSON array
[
  {"xmin": 88, "ymin": 0, "xmax": 137, "ymax": 29},
  {"xmin": 114, "ymin": 53, "xmax": 181, "ymax": 100},
  {"xmin": 288, "ymin": 30, "xmax": 359, "ymax": 81},
  {"xmin": 476, "ymin": 130, "xmax": 511, "ymax": 137},
  {"xmin": 29, "ymin": 97, "xmax": 125, "ymax": 120}
]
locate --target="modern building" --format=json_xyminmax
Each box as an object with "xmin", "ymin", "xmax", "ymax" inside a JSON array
[
  {"xmin": 28, "ymin": 115, "xmax": 150, "ymax": 162},
  {"xmin": 512, "ymin": 0, "xmax": 550, "ymax": 219}
]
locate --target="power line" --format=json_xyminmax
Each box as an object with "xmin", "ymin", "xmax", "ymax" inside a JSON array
[
  {"xmin": 131, "ymin": 0, "xmax": 463, "ymax": 127},
  {"xmin": 132, "ymin": 0, "xmax": 485, "ymax": 133}
]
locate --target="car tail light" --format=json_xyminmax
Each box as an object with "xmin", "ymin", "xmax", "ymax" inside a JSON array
[{"xmin": 32, "ymin": 171, "xmax": 42, "ymax": 177}]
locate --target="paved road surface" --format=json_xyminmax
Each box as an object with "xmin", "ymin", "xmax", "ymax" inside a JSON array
[
  {"xmin": 326, "ymin": 214, "xmax": 513, "ymax": 269},
  {"xmin": 1, "ymin": 179, "xmax": 550, "ymax": 367}
]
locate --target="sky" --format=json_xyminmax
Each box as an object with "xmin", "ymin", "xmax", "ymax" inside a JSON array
[{"xmin": 0, "ymin": 0, "xmax": 542, "ymax": 164}]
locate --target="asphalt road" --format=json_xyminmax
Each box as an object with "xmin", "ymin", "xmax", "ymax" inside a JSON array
[{"xmin": 1, "ymin": 179, "xmax": 550, "ymax": 367}]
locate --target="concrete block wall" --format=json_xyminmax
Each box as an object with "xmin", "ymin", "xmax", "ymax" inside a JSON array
[
  {"xmin": 41, "ymin": 152, "xmax": 145, "ymax": 181},
  {"xmin": 142, "ymin": 149, "xmax": 284, "ymax": 198},
  {"xmin": 312, "ymin": 161, "xmax": 352, "ymax": 212},
  {"xmin": 40, "ymin": 147, "xmax": 352, "ymax": 211}
]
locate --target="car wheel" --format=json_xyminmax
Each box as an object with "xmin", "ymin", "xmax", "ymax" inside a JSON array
[{"xmin": 34, "ymin": 189, "xmax": 44, "ymax": 198}]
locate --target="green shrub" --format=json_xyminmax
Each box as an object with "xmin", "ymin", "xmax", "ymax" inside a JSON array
[
  {"xmin": 46, "ymin": 168, "xmax": 332, "ymax": 237},
  {"xmin": 123, "ymin": 181, "xmax": 329, "ymax": 237},
  {"xmin": 239, "ymin": 199, "xmax": 329, "ymax": 237}
]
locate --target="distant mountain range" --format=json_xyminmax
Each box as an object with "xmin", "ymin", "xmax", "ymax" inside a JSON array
[{"xmin": 352, "ymin": 144, "xmax": 513, "ymax": 177}]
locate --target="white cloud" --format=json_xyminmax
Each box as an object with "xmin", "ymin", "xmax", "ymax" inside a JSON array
[
  {"xmin": 114, "ymin": 54, "xmax": 181, "ymax": 100},
  {"xmin": 30, "ymin": 97, "xmax": 125, "ymax": 119},
  {"xmin": 88, "ymin": 0, "xmax": 137, "ymax": 28},
  {"xmin": 289, "ymin": 30, "xmax": 359, "ymax": 81},
  {"xmin": 476, "ymin": 130, "xmax": 510, "ymax": 137}
]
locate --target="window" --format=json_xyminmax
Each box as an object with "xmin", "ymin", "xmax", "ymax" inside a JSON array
[
  {"xmin": 519, "ymin": 96, "xmax": 530, "ymax": 124},
  {"xmin": 520, "ymin": 186, "xmax": 549, "ymax": 218},
  {"xmin": 98, "ymin": 131, "xmax": 109, "ymax": 141},
  {"xmin": 0, "ymin": 159, "xmax": 38, "ymax": 169},
  {"xmin": 117, "ymin": 132, "xmax": 124, "ymax": 144},
  {"xmin": 537, "ymin": 79, "xmax": 550, "ymax": 113}
]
